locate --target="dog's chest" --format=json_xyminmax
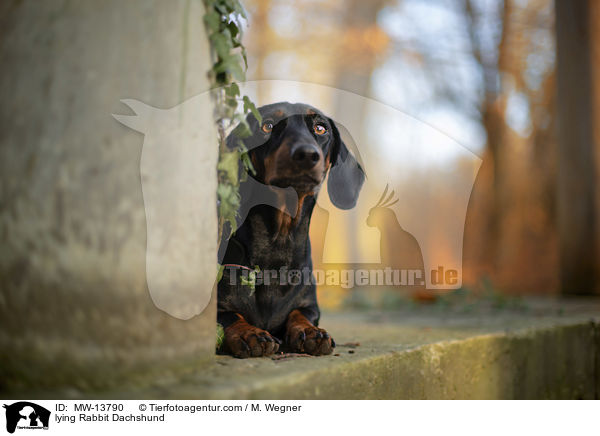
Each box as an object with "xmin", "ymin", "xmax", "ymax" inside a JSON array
[{"xmin": 246, "ymin": 212, "xmax": 310, "ymax": 270}]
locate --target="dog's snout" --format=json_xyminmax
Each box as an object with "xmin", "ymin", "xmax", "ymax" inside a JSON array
[{"xmin": 291, "ymin": 144, "xmax": 321, "ymax": 169}]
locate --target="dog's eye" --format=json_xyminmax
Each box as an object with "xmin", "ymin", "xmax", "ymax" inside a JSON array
[
  {"xmin": 314, "ymin": 123, "xmax": 327, "ymax": 135},
  {"xmin": 262, "ymin": 122, "xmax": 273, "ymax": 133}
]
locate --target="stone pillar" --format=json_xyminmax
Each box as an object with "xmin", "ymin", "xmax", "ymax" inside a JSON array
[{"xmin": 0, "ymin": 0, "xmax": 217, "ymax": 393}]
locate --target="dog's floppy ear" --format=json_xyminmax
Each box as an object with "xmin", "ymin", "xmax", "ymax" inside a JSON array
[{"xmin": 327, "ymin": 118, "xmax": 365, "ymax": 209}]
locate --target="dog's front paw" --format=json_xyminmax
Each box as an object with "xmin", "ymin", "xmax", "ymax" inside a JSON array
[
  {"xmin": 286, "ymin": 325, "xmax": 335, "ymax": 356},
  {"xmin": 225, "ymin": 323, "xmax": 281, "ymax": 358}
]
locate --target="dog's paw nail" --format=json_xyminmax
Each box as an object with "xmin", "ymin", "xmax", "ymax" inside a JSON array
[
  {"xmin": 239, "ymin": 338, "xmax": 250, "ymax": 354},
  {"xmin": 322, "ymin": 332, "xmax": 329, "ymax": 339},
  {"xmin": 300, "ymin": 331, "xmax": 306, "ymax": 342},
  {"xmin": 331, "ymin": 338, "xmax": 336, "ymax": 348},
  {"xmin": 257, "ymin": 336, "xmax": 266, "ymax": 343},
  {"xmin": 273, "ymin": 337, "xmax": 282, "ymax": 344}
]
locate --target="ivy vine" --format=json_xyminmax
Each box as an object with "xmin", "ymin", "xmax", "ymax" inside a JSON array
[{"xmin": 202, "ymin": 0, "xmax": 261, "ymax": 243}]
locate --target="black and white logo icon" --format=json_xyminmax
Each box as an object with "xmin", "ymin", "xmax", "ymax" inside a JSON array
[{"xmin": 3, "ymin": 402, "xmax": 50, "ymax": 434}]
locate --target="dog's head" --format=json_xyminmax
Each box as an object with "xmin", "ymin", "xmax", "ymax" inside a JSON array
[{"xmin": 229, "ymin": 101, "xmax": 365, "ymax": 209}]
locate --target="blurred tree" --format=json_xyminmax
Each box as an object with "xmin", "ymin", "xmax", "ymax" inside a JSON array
[
  {"xmin": 455, "ymin": 0, "xmax": 559, "ymax": 294},
  {"xmin": 390, "ymin": 0, "xmax": 557, "ymax": 294},
  {"xmin": 555, "ymin": 0, "xmax": 598, "ymax": 295},
  {"xmin": 331, "ymin": 0, "xmax": 388, "ymax": 263},
  {"xmin": 241, "ymin": 0, "xmax": 563, "ymax": 297},
  {"xmin": 463, "ymin": 0, "xmax": 510, "ymax": 279}
]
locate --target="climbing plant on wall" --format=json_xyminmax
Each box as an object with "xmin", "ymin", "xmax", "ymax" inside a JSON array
[{"xmin": 203, "ymin": 0, "xmax": 261, "ymax": 243}]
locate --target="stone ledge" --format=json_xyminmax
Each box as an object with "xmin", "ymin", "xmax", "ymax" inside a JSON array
[
  {"xmin": 6, "ymin": 299, "xmax": 600, "ymax": 400},
  {"xmin": 162, "ymin": 321, "xmax": 598, "ymax": 400}
]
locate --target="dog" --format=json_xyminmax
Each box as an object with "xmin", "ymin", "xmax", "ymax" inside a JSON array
[{"xmin": 217, "ymin": 102, "xmax": 365, "ymax": 358}]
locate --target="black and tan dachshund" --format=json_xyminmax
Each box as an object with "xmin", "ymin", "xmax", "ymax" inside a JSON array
[{"xmin": 217, "ymin": 102, "xmax": 365, "ymax": 358}]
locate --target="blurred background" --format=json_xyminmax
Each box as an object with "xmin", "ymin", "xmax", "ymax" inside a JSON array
[
  {"xmin": 239, "ymin": 0, "xmax": 600, "ymax": 309},
  {"xmin": 1, "ymin": 0, "xmax": 599, "ymax": 394}
]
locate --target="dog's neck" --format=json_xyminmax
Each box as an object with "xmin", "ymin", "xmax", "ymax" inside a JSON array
[
  {"xmin": 271, "ymin": 190, "xmax": 315, "ymax": 240},
  {"xmin": 253, "ymin": 191, "xmax": 316, "ymax": 243}
]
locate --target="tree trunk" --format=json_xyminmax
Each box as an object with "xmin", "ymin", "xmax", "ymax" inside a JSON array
[{"xmin": 555, "ymin": 0, "xmax": 598, "ymax": 295}]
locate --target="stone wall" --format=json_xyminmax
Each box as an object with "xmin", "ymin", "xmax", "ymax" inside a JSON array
[{"xmin": 0, "ymin": 0, "xmax": 218, "ymax": 392}]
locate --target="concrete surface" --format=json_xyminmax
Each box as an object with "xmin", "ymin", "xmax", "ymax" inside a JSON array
[
  {"xmin": 0, "ymin": 0, "xmax": 217, "ymax": 392},
  {"xmin": 7, "ymin": 298, "xmax": 599, "ymax": 399}
]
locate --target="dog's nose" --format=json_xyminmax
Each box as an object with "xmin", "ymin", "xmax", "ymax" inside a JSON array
[{"xmin": 291, "ymin": 144, "xmax": 321, "ymax": 169}]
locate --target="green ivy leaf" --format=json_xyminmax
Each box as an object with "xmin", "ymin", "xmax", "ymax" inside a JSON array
[
  {"xmin": 228, "ymin": 62, "xmax": 246, "ymax": 81},
  {"xmin": 214, "ymin": 3, "xmax": 230, "ymax": 15},
  {"xmin": 240, "ymin": 266, "xmax": 260, "ymax": 296},
  {"xmin": 217, "ymin": 182, "xmax": 240, "ymax": 236},
  {"xmin": 240, "ymin": 151, "xmax": 256, "ymax": 176},
  {"xmin": 243, "ymin": 95, "xmax": 262, "ymax": 123},
  {"xmin": 204, "ymin": 11, "xmax": 221, "ymax": 32},
  {"xmin": 226, "ymin": 96, "xmax": 238, "ymax": 108},
  {"xmin": 216, "ymin": 323, "xmax": 225, "ymax": 349},
  {"xmin": 214, "ymin": 54, "xmax": 245, "ymax": 81},
  {"xmin": 233, "ymin": 118, "xmax": 252, "ymax": 138},
  {"xmin": 217, "ymin": 150, "xmax": 239, "ymax": 186},
  {"xmin": 210, "ymin": 32, "xmax": 232, "ymax": 59},
  {"xmin": 230, "ymin": 0, "xmax": 247, "ymax": 18},
  {"xmin": 216, "ymin": 264, "xmax": 225, "ymax": 283},
  {"xmin": 236, "ymin": 140, "xmax": 256, "ymax": 178},
  {"xmin": 241, "ymin": 46, "xmax": 248, "ymax": 70},
  {"xmin": 227, "ymin": 21, "xmax": 240, "ymax": 39},
  {"xmin": 225, "ymin": 83, "xmax": 240, "ymax": 98}
]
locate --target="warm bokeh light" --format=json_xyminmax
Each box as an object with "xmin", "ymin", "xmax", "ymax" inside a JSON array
[{"xmin": 242, "ymin": 0, "xmax": 559, "ymax": 307}]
